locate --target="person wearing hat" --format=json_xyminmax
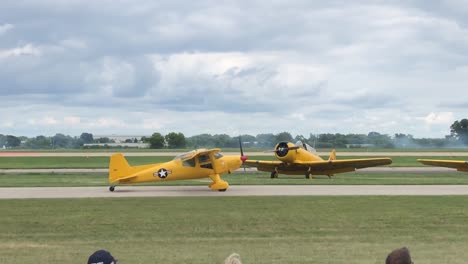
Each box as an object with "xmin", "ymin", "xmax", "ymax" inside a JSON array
[{"xmin": 88, "ymin": 249, "xmax": 117, "ymax": 264}]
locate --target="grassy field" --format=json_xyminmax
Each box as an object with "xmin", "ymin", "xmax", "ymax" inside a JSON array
[
  {"xmin": 1, "ymin": 196, "xmax": 468, "ymax": 264},
  {"xmin": 1, "ymin": 172, "xmax": 468, "ymax": 187},
  {"xmin": 2, "ymin": 147, "xmax": 468, "ymax": 152},
  {"xmin": 0, "ymin": 155, "xmax": 467, "ymax": 169}
]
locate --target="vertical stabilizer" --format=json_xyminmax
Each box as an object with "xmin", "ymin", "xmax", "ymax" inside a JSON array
[{"xmin": 109, "ymin": 153, "xmax": 132, "ymax": 183}]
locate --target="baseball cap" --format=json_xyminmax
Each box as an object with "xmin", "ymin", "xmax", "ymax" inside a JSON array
[{"xmin": 88, "ymin": 249, "xmax": 117, "ymax": 264}]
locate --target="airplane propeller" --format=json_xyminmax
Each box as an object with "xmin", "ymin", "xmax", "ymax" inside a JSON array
[
  {"xmin": 265, "ymin": 142, "xmax": 300, "ymax": 157},
  {"xmin": 239, "ymin": 136, "xmax": 248, "ymax": 172}
]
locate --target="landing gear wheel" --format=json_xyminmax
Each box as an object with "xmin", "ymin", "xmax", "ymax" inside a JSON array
[
  {"xmin": 305, "ymin": 172, "xmax": 310, "ymax": 179},
  {"xmin": 109, "ymin": 186, "xmax": 115, "ymax": 192},
  {"xmin": 270, "ymin": 171, "xmax": 278, "ymax": 179},
  {"xmin": 218, "ymin": 189, "xmax": 227, "ymax": 192}
]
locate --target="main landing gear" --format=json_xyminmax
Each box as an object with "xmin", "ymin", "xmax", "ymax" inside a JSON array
[
  {"xmin": 109, "ymin": 186, "xmax": 115, "ymax": 192},
  {"xmin": 270, "ymin": 171, "xmax": 278, "ymax": 178},
  {"xmin": 305, "ymin": 167, "xmax": 311, "ymax": 179}
]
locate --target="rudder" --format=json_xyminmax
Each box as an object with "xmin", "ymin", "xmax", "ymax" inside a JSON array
[{"xmin": 109, "ymin": 153, "xmax": 132, "ymax": 183}]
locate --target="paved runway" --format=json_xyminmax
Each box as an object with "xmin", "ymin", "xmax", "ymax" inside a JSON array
[
  {"xmin": 0, "ymin": 167, "xmax": 457, "ymax": 174},
  {"xmin": 2, "ymin": 185, "xmax": 468, "ymax": 199}
]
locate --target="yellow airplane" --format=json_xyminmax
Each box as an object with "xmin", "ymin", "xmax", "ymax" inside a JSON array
[
  {"xmin": 418, "ymin": 159, "xmax": 468, "ymax": 172},
  {"xmin": 108, "ymin": 148, "xmax": 248, "ymax": 192},
  {"xmin": 244, "ymin": 141, "xmax": 392, "ymax": 178}
]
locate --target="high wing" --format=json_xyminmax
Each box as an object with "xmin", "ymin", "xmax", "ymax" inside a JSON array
[
  {"xmin": 245, "ymin": 158, "xmax": 392, "ymax": 175},
  {"xmin": 418, "ymin": 159, "xmax": 468, "ymax": 172},
  {"xmin": 173, "ymin": 148, "xmax": 221, "ymax": 160}
]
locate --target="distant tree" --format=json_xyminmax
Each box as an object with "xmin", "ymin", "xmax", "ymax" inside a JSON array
[
  {"xmin": 51, "ymin": 133, "xmax": 76, "ymax": 148},
  {"xmin": 0, "ymin": 134, "xmax": 6, "ymax": 147},
  {"xmin": 165, "ymin": 132, "xmax": 186, "ymax": 149},
  {"xmin": 237, "ymin": 134, "xmax": 256, "ymax": 148},
  {"xmin": 393, "ymin": 133, "xmax": 414, "ymax": 148},
  {"xmin": 368, "ymin": 132, "xmax": 393, "ymax": 148},
  {"xmin": 149, "ymin": 132, "xmax": 165, "ymax": 149},
  {"xmin": 255, "ymin": 133, "xmax": 275, "ymax": 148},
  {"xmin": 96, "ymin": 137, "xmax": 112, "ymax": 144},
  {"xmin": 133, "ymin": 138, "xmax": 138, "ymax": 143},
  {"xmin": 25, "ymin": 135, "xmax": 51, "ymax": 149},
  {"xmin": 212, "ymin": 134, "xmax": 232, "ymax": 148},
  {"xmin": 124, "ymin": 139, "xmax": 133, "ymax": 143},
  {"xmin": 186, "ymin": 134, "xmax": 213, "ymax": 148},
  {"xmin": 450, "ymin": 119, "xmax": 468, "ymax": 145},
  {"xmin": 275, "ymin": 132, "xmax": 293, "ymax": 143},
  {"xmin": 6, "ymin": 135, "xmax": 21, "ymax": 147},
  {"xmin": 80, "ymin": 133, "xmax": 94, "ymax": 144}
]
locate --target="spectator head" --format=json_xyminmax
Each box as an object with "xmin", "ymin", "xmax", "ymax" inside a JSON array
[
  {"xmin": 386, "ymin": 247, "xmax": 413, "ymax": 264},
  {"xmin": 224, "ymin": 253, "xmax": 242, "ymax": 264},
  {"xmin": 88, "ymin": 249, "xmax": 117, "ymax": 264}
]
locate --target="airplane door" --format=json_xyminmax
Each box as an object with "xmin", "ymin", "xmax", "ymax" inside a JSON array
[{"xmin": 198, "ymin": 154, "xmax": 213, "ymax": 170}]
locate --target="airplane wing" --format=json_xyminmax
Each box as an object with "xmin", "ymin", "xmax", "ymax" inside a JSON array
[
  {"xmin": 418, "ymin": 159, "xmax": 468, "ymax": 172},
  {"xmin": 244, "ymin": 160, "xmax": 284, "ymax": 171},
  {"xmin": 245, "ymin": 158, "xmax": 392, "ymax": 175},
  {"xmin": 174, "ymin": 148, "xmax": 221, "ymax": 160},
  {"xmin": 295, "ymin": 158, "xmax": 392, "ymax": 174}
]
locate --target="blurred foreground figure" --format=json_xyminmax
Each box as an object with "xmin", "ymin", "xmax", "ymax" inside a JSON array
[
  {"xmin": 386, "ymin": 247, "xmax": 413, "ymax": 264},
  {"xmin": 224, "ymin": 253, "xmax": 242, "ymax": 264},
  {"xmin": 88, "ymin": 249, "xmax": 117, "ymax": 264}
]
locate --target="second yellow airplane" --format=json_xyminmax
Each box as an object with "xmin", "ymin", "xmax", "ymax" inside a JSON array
[{"xmin": 244, "ymin": 141, "xmax": 392, "ymax": 178}]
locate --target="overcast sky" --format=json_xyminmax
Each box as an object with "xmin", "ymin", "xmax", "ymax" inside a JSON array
[{"xmin": 1, "ymin": 0, "xmax": 468, "ymax": 138}]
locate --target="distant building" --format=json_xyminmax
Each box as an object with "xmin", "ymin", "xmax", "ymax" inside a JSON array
[
  {"xmin": 94, "ymin": 135, "xmax": 149, "ymax": 143},
  {"xmin": 345, "ymin": 143, "xmax": 375, "ymax": 148},
  {"xmin": 83, "ymin": 143, "xmax": 150, "ymax": 148}
]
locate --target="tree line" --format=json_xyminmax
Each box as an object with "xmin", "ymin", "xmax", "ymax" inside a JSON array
[{"xmin": 2, "ymin": 119, "xmax": 468, "ymax": 149}]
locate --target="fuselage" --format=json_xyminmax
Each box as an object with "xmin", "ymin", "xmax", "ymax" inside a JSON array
[{"xmin": 119, "ymin": 151, "xmax": 242, "ymax": 184}]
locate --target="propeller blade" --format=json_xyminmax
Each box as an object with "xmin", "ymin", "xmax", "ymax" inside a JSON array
[{"xmin": 238, "ymin": 136, "xmax": 248, "ymax": 170}]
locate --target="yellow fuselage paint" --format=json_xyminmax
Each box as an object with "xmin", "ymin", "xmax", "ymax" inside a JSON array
[{"xmin": 120, "ymin": 155, "xmax": 242, "ymax": 184}]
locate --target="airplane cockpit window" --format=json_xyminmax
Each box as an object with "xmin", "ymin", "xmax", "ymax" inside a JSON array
[
  {"xmin": 198, "ymin": 154, "xmax": 210, "ymax": 163},
  {"xmin": 182, "ymin": 158, "xmax": 196, "ymax": 167},
  {"xmin": 214, "ymin": 153, "xmax": 223, "ymax": 159},
  {"xmin": 198, "ymin": 154, "xmax": 213, "ymax": 169},
  {"xmin": 295, "ymin": 141, "xmax": 316, "ymax": 153},
  {"xmin": 173, "ymin": 150, "xmax": 196, "ymax": 161}
]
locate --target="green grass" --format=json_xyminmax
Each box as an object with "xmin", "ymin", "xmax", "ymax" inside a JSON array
[
  {"xmin": 1, "ymin": 155, "xmax": 466, "ymax": 168},
  {"xmin": 1, "ymin": 172, "xmax": 468, "ymax": 187},
  {"xmin": 3, "ymin": 147, "xmax": 468, "ymax": 152},
  {"xmin": 1, "ymin": 196, "xmax": 468, "ymax": 263}
]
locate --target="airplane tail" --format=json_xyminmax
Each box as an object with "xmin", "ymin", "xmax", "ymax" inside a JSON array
[
  {"xmin": 109, "ymin": 153, "xmax": 132, "ymax": 183},
  {"xmin": 328, "ymin": 149, "xmax": 336, "ymax": 161}
]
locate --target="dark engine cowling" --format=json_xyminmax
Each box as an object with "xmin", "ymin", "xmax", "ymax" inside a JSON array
[{"xmin": 275, "ymin": 142, "xmax": 290, "ymax": 157}]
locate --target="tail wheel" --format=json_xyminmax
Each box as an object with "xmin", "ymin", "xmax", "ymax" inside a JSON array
[
  {"xmin": 109, "ymin": 186, "xmax": 115, "ymax": 192},
  {"xmin": 270, "ymin": 171, "xmax": 278, "ymax": 178},
  {"xmin": 218, "ymin": 189, "xmax": 227, "ymax": 192},
  {"xmin": 305, "ymin": 172, "xmax": 311, "ymax": 179}
]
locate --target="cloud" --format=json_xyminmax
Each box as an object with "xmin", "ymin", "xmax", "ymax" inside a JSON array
[
  {"xmin": 1, "ymin": 1, "xmax": 468, "ymax": 137},
  {"xmin": 0, "ymin": 23, "xmax": 13, "ymax": 35},
  {"xmin": 0, "ymin": 44, "xmax": 41, "ymax": 59},
  {"xmin": 424, "ymin": 112, "xmax": 454, "ymax": 125}
]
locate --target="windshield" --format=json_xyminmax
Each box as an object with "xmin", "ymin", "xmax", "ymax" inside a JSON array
[
  {"xmin": 295, "ymin": 141, "xmax": 317, "ymax": 153},
  {"xmin": 172, "ymin": 150, "xmax": 196, "ymax": 161}
]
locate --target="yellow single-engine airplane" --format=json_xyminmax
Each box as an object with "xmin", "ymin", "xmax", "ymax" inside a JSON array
[
  {"xmin": 244, "ymin": 141, "xmax": 392, "ymax": 178},
  {"xmin": 108, "ymin": 148, "xmax": 248, "ymax": 192},
  {"xmin": 418, "ymin": 159, "xmax": 468, "ymax": 172}
]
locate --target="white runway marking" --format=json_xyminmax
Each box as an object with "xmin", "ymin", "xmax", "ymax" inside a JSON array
[{"xmin": 2, "ymin": 185, "xmax": 468, "ymax": 199}]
